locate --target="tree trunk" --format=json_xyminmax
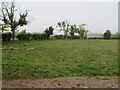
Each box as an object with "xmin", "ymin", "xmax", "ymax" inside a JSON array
[
  {"xmin": 64, "ymin": 31, "xmax": 67, "ymax": 39},
  {"xmin": 12, "ymin": 29, "xmax": 15, "ymax": 41}
]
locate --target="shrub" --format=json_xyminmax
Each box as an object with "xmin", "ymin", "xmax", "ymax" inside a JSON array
[
  {"xmin": 40, "ymin": 33, "xmax": 48, "ymax": 40},
  {"xmin": 53, "ymin": 35, "xmax": 80, "ymax": 39},
  {"xmin": 53, "ymin": 35, "xmax": 65, "ymax": 39},
  {"xmin": 31, "ymin": 33, "xmax": 48, "ymax": 40},
  {"xmin": 73, "ymin": 35, "xmax": 80, "ymax": 39},
  {"xmin": 2, "ymin": 32, "xmax": 12, "ymax": 42},
  {"xmin": 103, "ymin": 30, "xmax": 111, "ymax": 39},
  {"xmin": 44, "ymin": 26, "xmax": 54, "ymax": 40},
  {"xmin": 31, "ymin": 33, "xmax": 40, "ymax": 40},
  {"xmin": 88, "ymin": 37, "xmax": 120, "ymax": 40},
  {"xmin": 16, "ymin": 33, "xmax": 31, "ymax": 41},
  {"xmin": 109, "ymin": 37, "xmax": 119, "ymax": 39},
  {"xmin": 66, "ymin": 35, "xmax": 73, "ymax": 39},
  {"xmin": 88, "ymin": 37, "xmax": 104, "ymax": 39}
]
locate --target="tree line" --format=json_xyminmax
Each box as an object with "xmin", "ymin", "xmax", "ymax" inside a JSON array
[{"xmin": 0, "ymin": 2, "xmax": 119, "ymax": 42}]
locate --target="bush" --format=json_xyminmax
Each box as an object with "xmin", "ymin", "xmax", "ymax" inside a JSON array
[
  {"xmin": 40, "ymin": 33, "xmax": 48, "ymax": 39},
  {"xmin": 66, "ymin": 35, "xmax": 73, "ymax": 39},
  {"xmin": 16, "ymin": 33, "xmax": 31, "ymax": 41},
  {"xmin": 88, "ymin": 37, "xmax": 103, "ymax": 39},
  {"xmin": 53, "ymin": 35, "xmax": 80, "ymax": 39},
  {"xmin": 16, "ymin": 33, "xmax": 48, "ymax": 41},
  {"xmin": 2, "ymin": 32, "xmax": 12, "ymax": 42},
  {"xmin": 53, "ymin": 35, "xmax": 65, "ymax": 39},
  {"xmin": 66, "ymin": 35, "xmax": 80, "ymax": 39},
  {"xmin": 108, "ymin": 37, "xmax": 119, "ymax": 39},
  {"xmin": 88, "ymin": 37, "xmax": 119, "ymax": 40},
  {"xmin": 73, "ymin": 35, "xmax": 80, "ymax": 39},
  {"xmin": 31, "ymin": 33, "xmax": 40, "ymax": 40},
  {"xmin": 31, "ymin": 33, "xmax": 48, "ymax": 40}
]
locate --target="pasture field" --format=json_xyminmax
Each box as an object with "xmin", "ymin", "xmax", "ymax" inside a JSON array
[{"xmin": 2, "ymin": 40, "xmax": 118, "ymax": 77}]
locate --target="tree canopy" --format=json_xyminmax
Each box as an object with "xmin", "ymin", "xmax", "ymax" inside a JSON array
[
  {"xmin": 103, "ymin": 30, "xmax": 111, "ymax": 39},
  {"xmin": 1, "ymin": 2, "xmax": 28, "ymax": 40},
  {"xmin": 57, "ymin": 21, "xmax": 69, "ymax": 38},
  {"xmin": 44, "ymin": 26, "xmax": 54, "ymax": 40}
]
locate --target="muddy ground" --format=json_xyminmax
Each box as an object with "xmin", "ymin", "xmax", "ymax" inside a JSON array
[{"xmin": 2, "ymin": 76, "xmax": 118, "ymax": 88}]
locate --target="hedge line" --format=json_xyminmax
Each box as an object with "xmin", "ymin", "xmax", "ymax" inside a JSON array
[
  {"xmin": 2, "ymin": 32, "xmax": 119, "ymax": 42},
  {"xmin": 16, "ymin": 33, "xmax": 49, "ymax": 41},
  {"xmin": 2, "ymin": 32, "xmax": 12, "ymax": 42},
  {"xmin": 88, "ymin": 37, "xmax": 119, "ymax": 39},
  {"xmin": 53, "ymin": 35, "xmax": 81, "ymax": 39}
]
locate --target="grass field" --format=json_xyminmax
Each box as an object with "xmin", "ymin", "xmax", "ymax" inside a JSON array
[{"xmin": 2, "ymin": 40, "xmax": 118, "ymax": 77}]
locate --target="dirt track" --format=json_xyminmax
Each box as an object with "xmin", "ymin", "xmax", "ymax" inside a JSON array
[{"xmin": 2, "ymin": 76, "xmax": 118, "ymax": 88}]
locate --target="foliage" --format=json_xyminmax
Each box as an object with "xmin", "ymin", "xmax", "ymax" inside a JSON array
[
  {"xmin": 44, "ymin": 26, "xmax": 54, "ymax": 40},
  {"xmin": 112, "ymin": 32, "xmax": 120, "ymax": 39},
  {"xmin": 2, "ymin": 32, "xmax": 12, "ymax": 42},
  {"xmin": 73, "ymin": 35, "xmax": 81, "ymax": 39},
  {"xmin": 16, "ymin": 33, "xmax": 31, "ymax": 41},
  {"xmin": 66, "ymin": 35, "xmax": 73, "ymax": 39},
  {"xmin": 31, "ymin": 33, "xmax": 41, "ymax": 40},
  {"xmin": 1, "ymin": 2, "xmax": 28, "ymax": 40},
  {"xmin": 53, "ymin": 35, "xmax": 80, "ymax": 39},
  {"xmin": 103, "ymin": 30, "xmax": 111, "ymax": 39},
  {"xmin": 57, "ymin": 21, "xmax": 69, "ymax": 38},
  {"xmin": 88, "ymin": 37, "xmax": 104, "ymax": 39},
  {"xmin": 53, "ymin": 35, "xmax": 65, "ymax": 39},
  {"xmin": 88, "ymin": 37, "xmax": 119, "ymax": 39},
  {"xmin": 77, "ymin": 24, "xmax": 88, "ymax": 38},
  {"xmin": 2, "ymin": 40, "xmax": 118, "ymax": 77},
  {"xmin": 69, "ymin": 24, "xmax": 78, "ymax": 38},
  {"xmin": 0, "ymin": 24, "xmax": 9, "ymax": 32},
  {"xmin": 31, "ymin": 33, "xmax": 49, "ymax": 40},
  {"xmin": 66, "ymin": 35, "xmax": 80, "ymax": 39}
]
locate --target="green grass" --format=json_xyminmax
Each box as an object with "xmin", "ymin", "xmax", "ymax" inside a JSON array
[{"xmin": 2, "ymin": 40, "xmax": 118, "ymax": 77}]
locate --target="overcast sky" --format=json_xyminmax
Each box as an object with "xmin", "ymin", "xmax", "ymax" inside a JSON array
[{"xmin": 14, "ymin": 2, "xmax": 118, "ymax": 34}]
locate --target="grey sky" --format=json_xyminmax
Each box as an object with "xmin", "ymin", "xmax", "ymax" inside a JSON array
[{"xmin": 17, "ymin": 2, "xmax": 118, "ymax": 34}]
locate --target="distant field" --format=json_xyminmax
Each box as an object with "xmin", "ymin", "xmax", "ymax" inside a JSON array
[{"xmin": 2, "ymin": 40, "xmax": 118, "ymax": 77}]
